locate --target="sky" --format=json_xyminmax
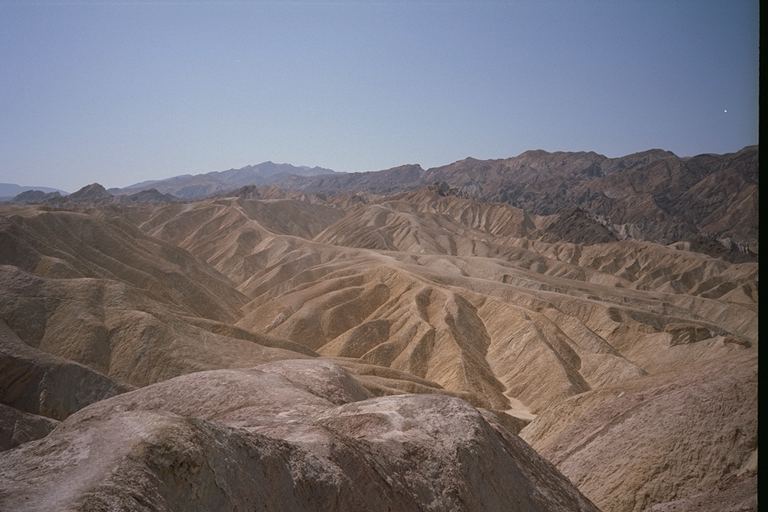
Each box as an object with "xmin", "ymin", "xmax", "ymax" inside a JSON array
[{"xmin": 0, "ymin": 0, "xmax": 759, "ymax": 191}]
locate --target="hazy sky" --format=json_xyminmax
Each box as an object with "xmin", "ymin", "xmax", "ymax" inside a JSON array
[{"xmin": 0, "ymin": 0, "xmax": 759, "ymax": 191}]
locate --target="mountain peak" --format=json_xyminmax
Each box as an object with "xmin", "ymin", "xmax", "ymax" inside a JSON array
[{"xmin": 68, "ymin": 183, "xmax": 113, "ymax": 202}]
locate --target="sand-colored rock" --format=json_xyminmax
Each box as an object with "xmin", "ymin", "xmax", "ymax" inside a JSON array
[
  {"xmin": 521, "ymin": 352, "xmax": 757, "ymax": 512},
  {"xmin": 0, "ymin": 360, "xmax": 599, "ymax": 512},
  {"xmin": 129, "ymin": 194, "xmax": 756, "ymax": 420},
  {"xmin": 0, "ymin": 205, "xmax": 246, "ymax": 322},
  {"xmin": 0, "ymin": 265, "xmax": 305, "ymax": 388}
]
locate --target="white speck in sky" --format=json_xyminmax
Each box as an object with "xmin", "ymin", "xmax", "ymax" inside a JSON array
[{"xmin": 724, "ymin": 109, "xmax": 728, "ymax": 113}]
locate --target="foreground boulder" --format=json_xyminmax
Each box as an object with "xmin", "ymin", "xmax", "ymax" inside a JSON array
[{"xmin": 0, "ymin": 359, "xmax": 599, "ymax": 511}]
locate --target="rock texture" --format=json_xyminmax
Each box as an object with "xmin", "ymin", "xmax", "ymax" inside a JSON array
[
  {"xmin": 133, "ymin": 192, "xmax": 756, "ymax": 415},
  {"xmin": 0, "ymin": 404, "xmax": 58, "ymax": 452},
  {"xmin": 521, "ymin": 352, "xmax": 757, "ymax": 512},
  {"xmin": 0, "ymin": 320, "xmax": 127, "ymax": 420},
  {"xmin": 65, "ymin": 183, "xmax": 114, "ymax": 203},
  {"xmin": 0, "ymin": 360, "xmax": 599, "ymax": 512}
]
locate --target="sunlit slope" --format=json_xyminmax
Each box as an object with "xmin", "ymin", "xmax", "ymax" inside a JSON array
[{"xmin": 138, "ymin": 195, "xmax": 756, "ymax": 417}]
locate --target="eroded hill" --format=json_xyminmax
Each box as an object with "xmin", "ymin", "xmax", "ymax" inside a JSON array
[{"xmin": 0, "ymin": 165, "xmax": 758, "ymax": 512}]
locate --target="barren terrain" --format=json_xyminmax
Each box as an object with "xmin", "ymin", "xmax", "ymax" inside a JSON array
[{"xmin": 0, "ymin": 147, "xmax": 757, "ymax": 511}]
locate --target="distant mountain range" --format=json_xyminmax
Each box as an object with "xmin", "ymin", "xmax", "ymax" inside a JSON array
[
  {"xmin": 7, "ymin": 145, "xmax": 758, "ymax": 259},
  {"xmin": 14, "ymin": 183, "xmax": 179, "ymax": 205},
  {"xmin": 272, "ymin": 146, "xmax": 758, "ymax": 255},
  {"xmin": 0, "ymin": 183, "xmax": 68, "ymax": 200},
  {"xmin": 116, "ymin": 161, "xmax": 337, "ymax": 199}
]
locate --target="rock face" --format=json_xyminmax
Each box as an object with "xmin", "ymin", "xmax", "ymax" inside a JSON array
[
  {"xmin": 279, "ymin": 163, "xmax": 425, "ymax": 195},
  {"xmin": 0, "ymin": 360, "xmax": 599, "ymax": 512},
  {"xmin": 521, "ymin": 352, "xmax": 757, "ymax": 512},
  {"xmin": 0, "ymin": 404, "xmax": 58, "ymax": 452},
  {"xmin": 0, "ymin": 206, "xmax": 249, "ymax": 323}
]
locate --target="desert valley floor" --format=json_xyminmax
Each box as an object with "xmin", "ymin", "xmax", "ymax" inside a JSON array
[{"xmin": 0, "ymin": 147, "xmax": 758, "ymax": 511}]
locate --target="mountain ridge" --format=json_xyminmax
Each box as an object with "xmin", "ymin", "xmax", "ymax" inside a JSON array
[
  {"xmin": 117, "ymin": 161, "xmax": 338, "ymax": 198},
  {"xmin": 272, "ymin": 145, "xmax": 758, "ymax": 256},
  {"xmin": 0, "ymin": 183, "xmax": 68, "ymax": 199}
]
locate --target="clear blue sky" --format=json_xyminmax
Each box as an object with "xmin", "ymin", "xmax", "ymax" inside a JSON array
[{"xmin": 0, "ymin": 0, "xmax": 759, "ymax": 191}]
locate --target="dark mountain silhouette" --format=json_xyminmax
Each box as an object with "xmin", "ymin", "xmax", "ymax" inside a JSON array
[
  {"xmin": 11, "ymin": 190, "xmax": 62, "ymax": 203},
  {"xmin": 0, "ymin": 183, "xmax": 67, "ymax": 200}
]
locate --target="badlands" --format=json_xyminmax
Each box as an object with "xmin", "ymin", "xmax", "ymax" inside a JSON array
[{"xmin": 0, "ymin": 147, "xmax": 758, "ymax": 511}]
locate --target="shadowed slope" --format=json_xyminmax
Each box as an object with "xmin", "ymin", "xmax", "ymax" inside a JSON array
[
  {"xmin": 0, "ymin": 265, "xmax": 305, "ymax": 388},
  {"xmin": 0, "ymin": 205, "xmax": 246, "ymax": 323}
]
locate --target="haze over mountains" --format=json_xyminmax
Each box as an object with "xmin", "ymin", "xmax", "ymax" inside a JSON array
[
  {"xmin": 115, "ymin": 161, "xmax": 337, "ymax": 199},
  {"xmin": 0, "ymin": 145, "xmax": 758, "ymax": 511},
  {"xmin": 0, "ymin": 183, "xmax": 67, "ymax": 201},
  {"xmin": 16, "ymin": 145, "xmax": 758, "ymax": 260}
]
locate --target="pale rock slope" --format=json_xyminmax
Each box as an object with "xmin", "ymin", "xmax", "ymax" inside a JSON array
[
  {"xmin": 0, "ymin": 360, "xmax": 599, "ymax": 512},
  {"xmin": 521, "ymin": 351, "xmax": 757, "ymax": 512},
  {"xmin": 0, "ymin": 205, "xmax": 245, "ymax": 322}
]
